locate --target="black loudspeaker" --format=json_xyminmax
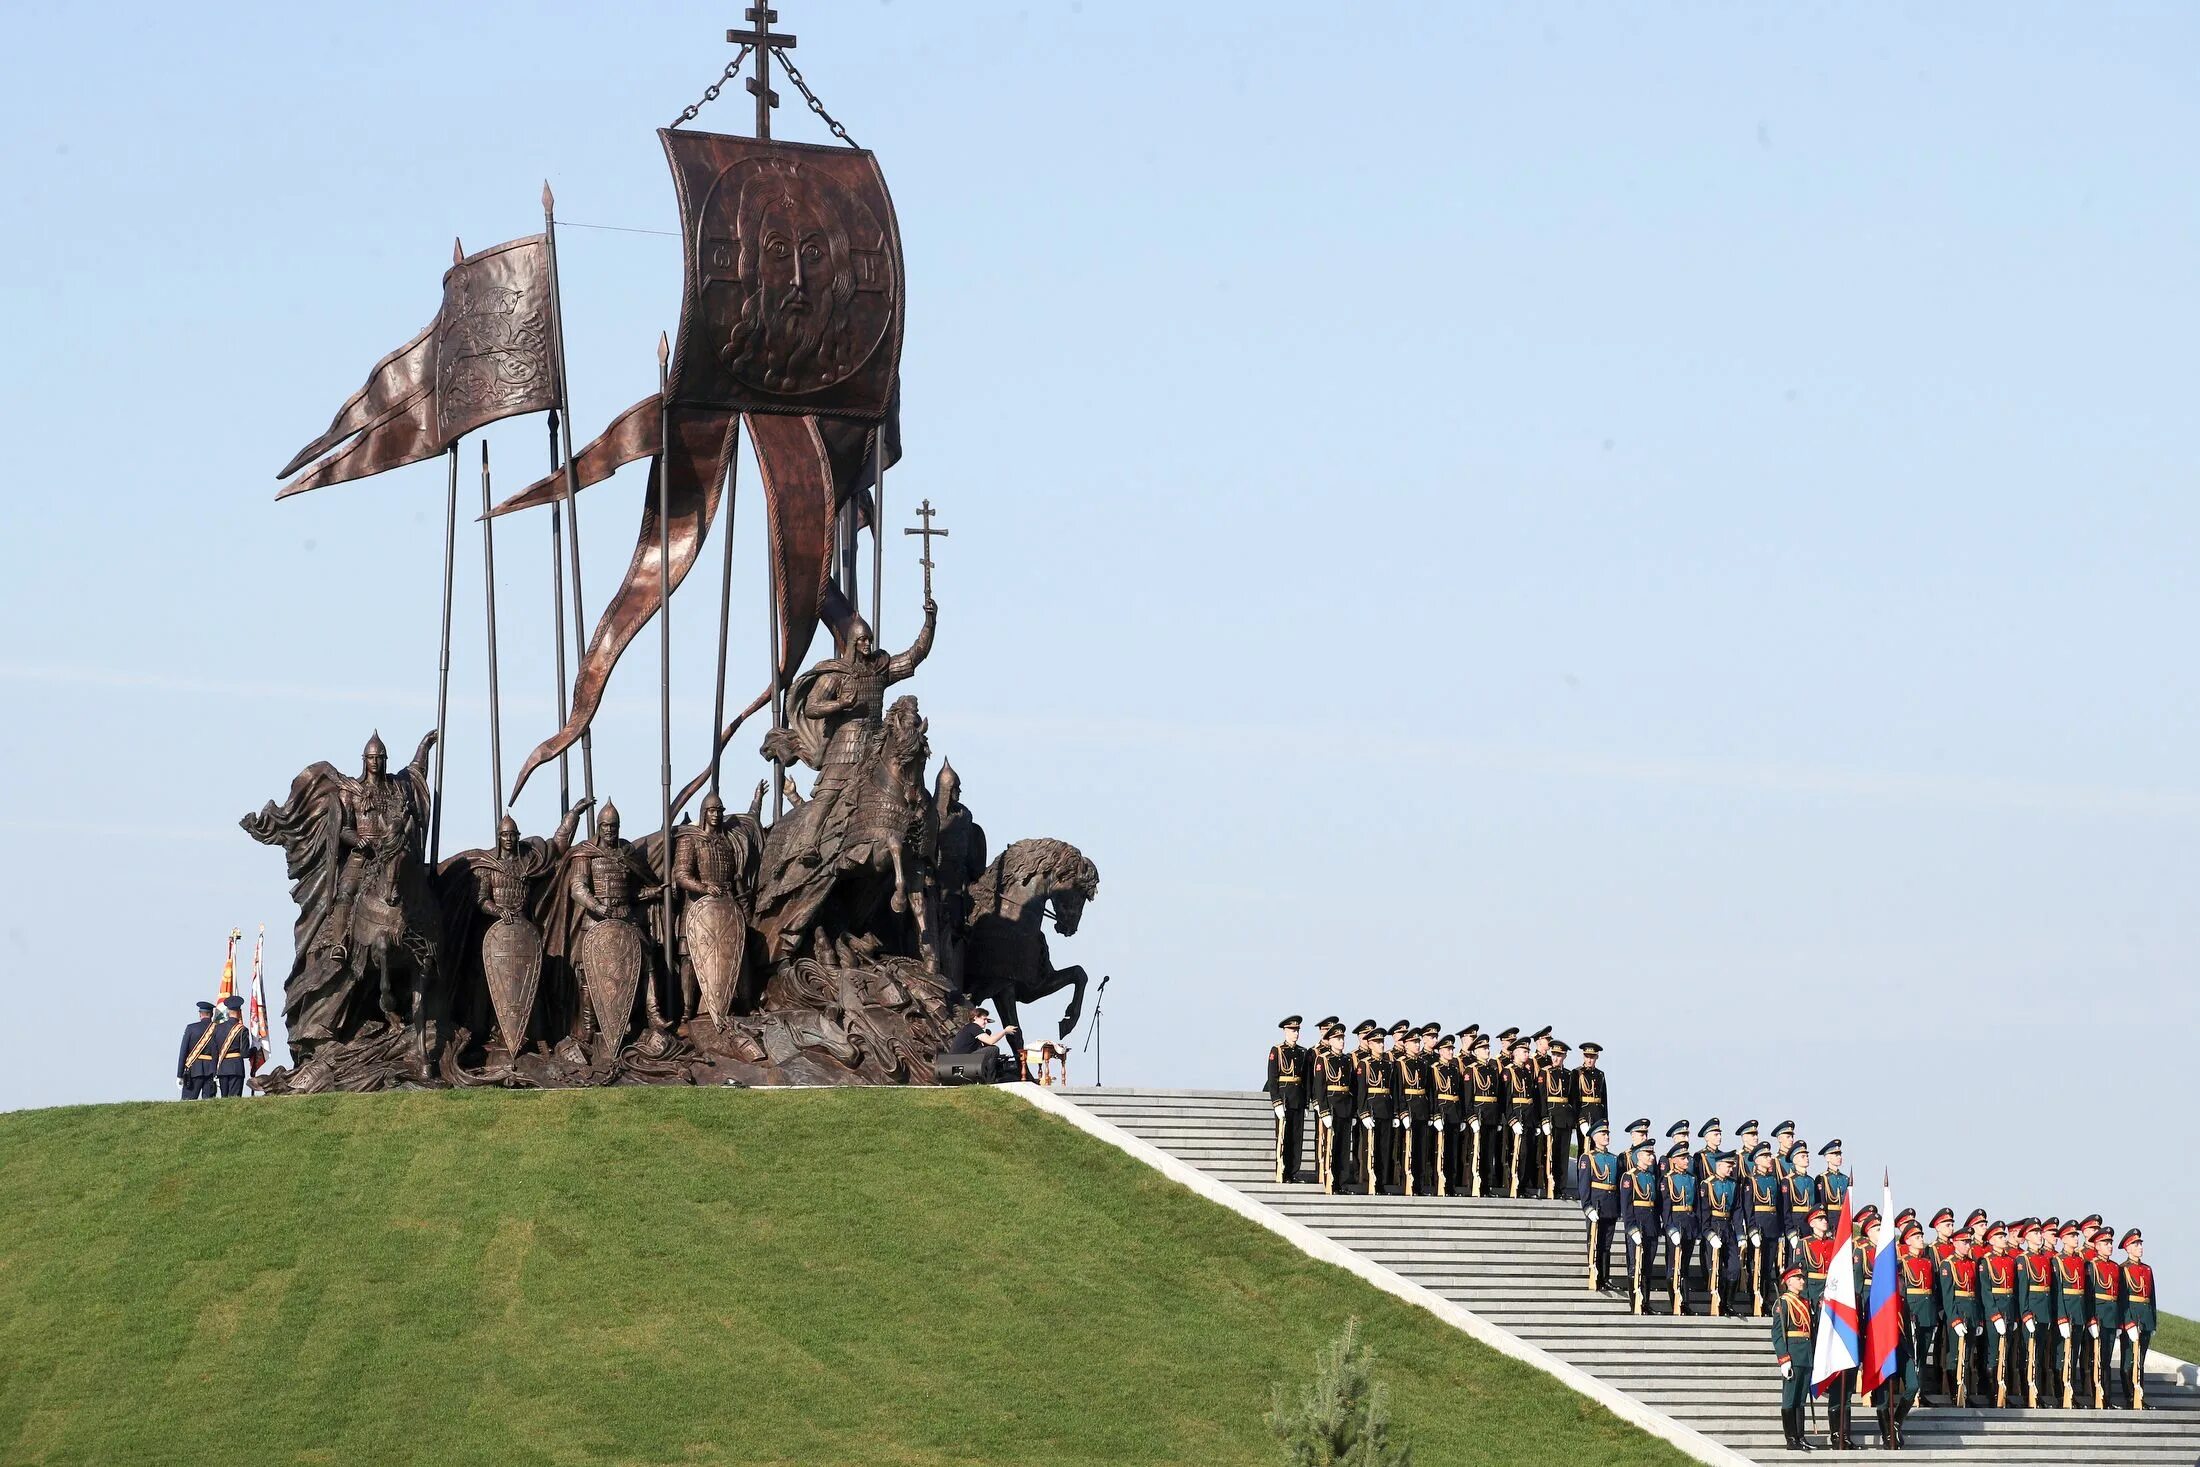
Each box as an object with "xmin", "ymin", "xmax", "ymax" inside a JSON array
[{"xmin": 933, "ymin": 1051, "xmax": 1003, "ymax": 1086}]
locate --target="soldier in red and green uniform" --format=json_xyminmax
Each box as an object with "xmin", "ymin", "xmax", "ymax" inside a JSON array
[
  {"xmin": 1980, "ymin": 1222, "xmax": 2022, "ymax": 1405},
  {"xmin": 1898, "ymin": 1224, "xmax": 1941, "ymax": 1409},
  {"xmin": 2052, "ymin": 1222, "xmax": 2092, "ymax": 1407},
  {"xmin": 2015, "ymin": 1219, "xmax": 2056, "ymax": 1407},
  {"xmin": 2085, "ymin": 1227, "xmax": 2123, "ymax": 1408},
  {"xmin": 2118, "ymin": 1230, "xmax": 2156, "ymax": 1410},
  {"xmin": 1940, "ymin": 1231, "xmax": 1985, "ymax": 1405}
]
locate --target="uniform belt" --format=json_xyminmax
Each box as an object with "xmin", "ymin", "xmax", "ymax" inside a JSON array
[
  {"xmin": 1906, "ymin": 1288, "xmax": 1932, "ymax": 1296},
  {"xmin": 1326, "ymin": 1085, "xmax": 1352, "ymax": 1093},
  {"xmin": 1475, "ymin": 1094, "xmax": 1497, "ymax": 1102},
  {"xmin": 1435, "ymin": 1092, "xmax": 1457, "ymax": 1101},
  {"xmin": 1955, "ymin": 1290, "xmax": 1975, "ymax": 1298},
  {"xmin": 1278, "ymin": 1075, "xmax": 1301, "ymax": 1083},
  {"xmin": 1712, "ymin": 1209, "xmax": 1730, "ymax": 1218},
  {"xmin": 1402, "ymin": 1088, "xmax": 1426, "ymax": 1096}
]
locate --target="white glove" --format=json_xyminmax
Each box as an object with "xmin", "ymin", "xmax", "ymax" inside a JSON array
[
  {"xmin": 1579, "ymin": 1120, "xmax": 1591, "ymax": 1134},
  {"xmin": 1630, "ymin": 1229, "xmax": 1643, "ymax": 1244},
  {"xmin": 2024, "ymin": 1319, "xmax": 2035, "ymax": 1335},
  {"xmin": 1430, "ymin": 1118, "xmax": 1442, "ymax": 1131},
  {"xmin": 1954, "ymin": 1320, "xmax": 1967, "ymax": 1337},
  {"xmin": 1511, "ymin": 1121, "xmax": 1523, "ymax": 1135},
  {"xmin": 2125, "ymin": 1323, "xmax": 2140, "ymax": 1341},
  {"xmin": 1781, "ymin": 1360, "xmax": 1793, "ymax": 1379},
  {"xmin": 1668, "ymin": 1230, "xmax": 1681, "ymax": 1246},
  {"xmin": 1361, "ymin": 1116, "xmax": 1373, "ymax": 1131},
  {"xmin": 1273, "ymin": 1103, "xmax": 1285, "ymax": 1118},
  {"xmin": 1541, "ymin": 1121, "xmax": 1552, "ymax": 1136},
  {"xmin": 1469, "ymin": 1118, "xmax": 1482, "ymax": 1131},
  {"xmin": 1392, "ymin": 1116, "xmax": 1403, "ymax": 1129},
  {"xmin": 1584, "ymin": 1206, "xmax": 1597, "ymax": 1221},
  {"xmin": 1751, "ymin": 1232, "xmax": 1763, "ymax": 1247},
  {"xmin": 2089, "ymin": 1321, "xmax": 2099, "ymax": 1339},
  {"xmin": 2059, "ymin": 1321, "xmax": 2070, "ymax": 1340},
  {"xmin": 1994, "ymin": 1318, "xmax": 2006, "ymax": 1336}
]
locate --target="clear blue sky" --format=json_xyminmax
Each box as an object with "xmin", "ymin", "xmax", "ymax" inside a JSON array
[{"xmin": 3, "ymin": 3, "xmax": 2195, "ymax": 1275}]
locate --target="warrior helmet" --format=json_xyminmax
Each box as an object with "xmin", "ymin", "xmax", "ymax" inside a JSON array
[
  {"xmin": 497, "ymin": 813, "xmax": 520, "ymax": 847},
  {"xmin": 597, "ymin": 799, "xmax": 620, "ymax": 834},
  {"xmin": 362, "ymin": 730, "xmax": 387, "ymax": 773},
  {"xmin": 937, "ymin": 759, "xmax": 961, "ymax": 802},
  {"xmin": 700, "ymin": 791, "xmax": 724, "ymax": 823}
]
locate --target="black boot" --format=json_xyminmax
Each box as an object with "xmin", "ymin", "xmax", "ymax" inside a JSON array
[{"xmin": 1784, "ymin": 1406, "xmax": 1808, "ymax": 1452}]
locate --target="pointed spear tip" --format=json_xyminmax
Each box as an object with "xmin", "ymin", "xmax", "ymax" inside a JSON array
[
  {"xmin": 541, "ymin": 179, "xmax": 555, "ymax": 212},
  {"xmin": 453, "ymin": 236, "xmax": 465, "ymax": 265},
  {"xmin": 658, "ymin": 331, "xmax": 671, "ymax": 365}
]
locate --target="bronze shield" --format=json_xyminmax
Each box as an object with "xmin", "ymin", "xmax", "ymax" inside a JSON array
[
  {"xmin": 479, "ymin": 914, "xmax": 544, "ymax": 1054},
  {"xmin": 579, "ymin": 917, "xmax": 645, "ymax": 1049},
  {"xmin": 684, "ymin": 894, "xmax": 746, "ymax": 1024},
  {"xmin": 660, "ymin": 129, "xmax": 903, "ymax": 423}
]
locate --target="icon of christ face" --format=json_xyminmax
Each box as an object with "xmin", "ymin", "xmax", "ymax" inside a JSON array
[{"xmin": 718, "ymin": 176, "xmax": 858, "ymax": 394}]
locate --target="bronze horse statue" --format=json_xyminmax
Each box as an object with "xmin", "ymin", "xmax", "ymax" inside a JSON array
[{"xmin": 959, "ymin": 838, "xmax": 1099, "ymax": 1042}]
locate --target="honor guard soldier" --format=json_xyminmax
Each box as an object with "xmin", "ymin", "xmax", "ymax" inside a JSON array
[
  {"xmin": 1965, "ymin": 1208, "xmax": 1990, "ymax": 1255},
  {"xmin": 1692, "ymin": 1119, "xmax": 1724, "ymax": 1184},
  {"xmin": 2017, "ymin": 1220, "xmax": 2055, "ymax": 1407},
  {"xmin": 1732, "ymin": 1118, "xmax": 1759, "ymax": 1162},
  {"xmin": 1980, "ymin": 1222, "xmax": 2020, "ymax": 1406},
  {"xmin": 1816, "ymin": 1140, "xmax": 1851, "ymax": 1214},
  {"xmin": 1781, "ymin": 1140, "xmax": 1818, "ymax": 1270},
  {"xmin": 2117, "ymin": 1231, "xmax": 2154, "ymax": 1410},
  {"xmin": 1265, "ymin": 1016, "xmax": 1311, "ymax": 1183},
  {"xmin": 1577, "ymin": 1118, "xmax": 1622, "ymax": 1293},
  {"xmin": 213, "ymin": 994, "xmax": 259, "ymax": 1097},
  {"xmin": 177, "ymin": 1001, "xmax": 220, "ymax": 1099},
  {"xmin": 2086, "ymin": 1227, "xmax": 2123, "ymax": 1409},
  {"xmin": 2052, "ymin": 1222, "xmax": 2089, "ymax": 1408},
  {"xmin": 1941, "ymin": 1230, "xmax": 1984, "ymax": 1406},
  {"xmin": 1900, "ymin": 1223, "xmax": 1942, "ymax": 1409},
  {"xmin": 1573, "ymin": 1041, "xmax": 1609, "ymax": 1144},
  {"xmin": 1355, "ymin": 1021, "xmax": 1401, "ymax": 1195},
  {"xmin": 1799, "ymin": 1208, "xmax": 1835, "ymax": 1305},
  {"xmin": 1745, "ymin": 1144, "xmax": 1785, "ymax": 1314},
  {"xmin": 1397, "ymin": 1026, "xmax": 1434, "ymax": 1195},
  {"xmin": 1465, "ymin": 1033, "xmax": 1503, "ymax": 1196},
  {"xmin": 1700, "ymin": 1149, "xmax": 1743, "ymax": 1316},
  {"xmin": 1930, "ymin": 1207, "xmax": 1958, "ymax": 1266},
  {"xmin": 1431, "ymin": 1030, "xmax": 1464, "ymax": 1195},
  {"xmin": 1316, "ymin": 1022, "xmax": 1356, "ymax": 1193},
  {"xmin": 1772, "ymin": 1266, "xmax": 1818, "ymax": 1452},
  {"xmin": 1502, "ymin": 1037, "xmax": 1540, "ymax": 1197},
  {"xmin": 1540, "ymin": 1039, "xmax": 1577, "ymax": 1198},
  {"xmin": 1622, "ymin": 1141, "xmax": 1661, "ymax": 1314},
  {"xmin": 1661, "ymin": 1140, "xmax": 1701, "ymax": 1315}
]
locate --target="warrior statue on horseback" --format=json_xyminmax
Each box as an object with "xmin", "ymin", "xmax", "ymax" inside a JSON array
[{"xmin": 241, "ymin": 729, "xmax": 446, "ymax": 1068}]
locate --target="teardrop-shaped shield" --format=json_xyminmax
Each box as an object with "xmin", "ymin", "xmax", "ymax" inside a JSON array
[
  {"xmin": 684, "ymin": 894, "xmax": 747, "ymax": 1025},
  {"xmin": 579, "ymin": 916, "xmax": 644, "ymax": 1056},
  {"xmin": 480, "ymin": 914, "xmax": 544, "ymax": 1055}
]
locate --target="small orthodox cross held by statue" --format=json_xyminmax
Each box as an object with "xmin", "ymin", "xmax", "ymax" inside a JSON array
[
  {"xmin": 730, "ymin": 6, "xmax": 796, "ymax": 140},
  {"xmin": 903, "ymin": 498, "xmax": 948, "ymax": 601}
]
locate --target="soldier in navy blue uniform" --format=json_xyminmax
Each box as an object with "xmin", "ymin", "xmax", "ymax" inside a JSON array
[
  {"xmin": 1692, "ymin": 1119, "xmax": 1725, "ymax": 1185},
  {"xmin": 1745, "ymin": 1143, "xmax": 1786, "ymax": 1313},
  {"xmin": 213, "ymin": 994, "xmax": 260, "ymax": 1098},
  {"xmin": 1576, "ymin": 1118, "xmax": 1623, "ymax": 1293},
  {"xmin": 1816, "ymin": 1139, "xmax": 1852, "ymax": 1214},
  {"xmin": 1700, "ymin": 1149, "xmax": 1745, "ymax": 1316},
  {"xmin": 1622, "ymin": 1140, "xmax": 1662, "ymax": 1313},
  {"xmin": 177, "ymin": 1001, "xmax": 219, "ymax": 1099},
  {"xmin": 1660, "ymin": 1139, "xmax": 1702, "ymax": 1314}
]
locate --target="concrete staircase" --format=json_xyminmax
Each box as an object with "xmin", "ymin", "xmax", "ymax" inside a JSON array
[{"xmin": 1051, "ymin": 1087, "xmax": 2200, "ymax": 1466}]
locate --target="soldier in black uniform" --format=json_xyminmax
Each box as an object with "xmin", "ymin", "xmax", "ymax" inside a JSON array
[
  {"xmin": 1314, "ymin": 1020, "xmax": 1355, "ymax": 1193},
  {"xmin": 1264, "ymin": 1016, "xmax": 1312, "ymax": 1183},
  {"xmin": 1397, "ymin": 1025, "xmax": 1435, "ymax": 1195},
  {"xmin": 1353, "ymin": 1020, "xmax": 1396, "ymax": 1195},
  {"xmin": 1464, "ymin": 1032, "xmax": 1502, "ymax": 1197},
  {"xmin": 1502, "ymin": 1036, "xmax": 1541, "ymax": 1197},
  {"xmin": 213, "ymin": 994, "xmax": 260, "ymax": 1097},
  {"xmin": 1573, "ymin": 1041, "xmax": 1610, "ymax": 1141},
  {"xmin": 1432, "ymin": 1030, "xmax": 1465, "ymax": 1195},
  {"xmin": 177, "ymin": 1000, "xmax": 219, "ymax": 1099},
  {"xmin": 1541, "ymin": 1039, "xmax": 1578, "ymax": 1199}
]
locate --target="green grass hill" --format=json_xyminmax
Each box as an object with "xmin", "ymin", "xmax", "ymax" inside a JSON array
[{"xmin": 1, "ymin": 1086, "xmax": 1700, "ymax": 1467}]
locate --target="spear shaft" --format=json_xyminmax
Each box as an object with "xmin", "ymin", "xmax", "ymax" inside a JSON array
[{"xmin": 480, "ymin": 442, "xmax": 505, "ymax": 824}]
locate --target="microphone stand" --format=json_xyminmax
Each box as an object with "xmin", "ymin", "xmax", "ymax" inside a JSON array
[{"xmin": 1079, "ymin": 974, "xmax": 1110, "ymax": 1086}]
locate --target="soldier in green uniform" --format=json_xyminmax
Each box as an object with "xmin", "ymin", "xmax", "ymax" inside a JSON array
[
  {"xmin": 1700, "ymin": 1148, "xmax": 1743, "ymax": 1316},
  {"xmin": 1941, "ymin": 1230, "xmax": 1985, "ymax": 1405},
  {"xmin": 2051, "ymin": 1222, "xmax": 2088, "ymax": 1407},
  {"xmin": 1980, "ymin": 1222, "xmax": 2021, "ymax": 1406},
  {"xmin": 1264, "ymin": 1016, "xmax": 1311, "ymax": 1184},
  {"xmin": 1772, "ymin": 1265, "xmax": 1818, "ymax": 1452},
  {"xmin": 2016, "ymin": 1219, "xmax": 2055, "ymax": 1408},
  {"xmin": 1898, "ymin": 1222, "xmax": 1940, "ymax": 1412},
  {"xmin": 1621, "ymin": 1140, "xmax": 1662, "ymax": 1314},
  {"xmin": 1660, "ymin": 1137, "xmax": 1701, "ymax": 1315}
]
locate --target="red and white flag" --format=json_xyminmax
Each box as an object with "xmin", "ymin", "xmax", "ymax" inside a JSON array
[
  {"xmin": 246, "ymin": 924, "xmax": 270, "ymax": 1045},
  {"xmin": 1813, "ymin": 1186, "xmax": 1863, "ymax": 1394},
  {"xmin": 217, "ymin": 927, "xmax": 241, "ymax": 1001}
]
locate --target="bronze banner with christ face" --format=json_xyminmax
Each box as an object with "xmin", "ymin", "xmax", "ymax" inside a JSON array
[{"xmin": 660, "ymin": 129, "xmax": 902, "ymax": 422}]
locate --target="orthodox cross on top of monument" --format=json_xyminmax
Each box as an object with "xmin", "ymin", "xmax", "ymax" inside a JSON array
[
  {"xmin": 903, "ymin": 498, "xmax": 949, "ymax": 600},
  {"xmin": 732, "ymin": 5, "xmax": 795, "ymax": 139}
]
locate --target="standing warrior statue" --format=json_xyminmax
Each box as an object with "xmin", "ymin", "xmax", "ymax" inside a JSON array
[
  {"xmin": 547, "ymin": 801, "xmax": 665, "ymax": 1062},
  {"xmin": 674, "ymin": 783, "xmax": 765, "ymax": 1025},
  {"xmin": 930, "ymin": 760, "xmax": 987, "ymax": 993},
  {"xmin": 446, "ymin": 801, "xmax": 591, "ymax": 1058},
  {"xmin": 242, "ymin": 730, "xmax": 443, "ymax": 1063}
]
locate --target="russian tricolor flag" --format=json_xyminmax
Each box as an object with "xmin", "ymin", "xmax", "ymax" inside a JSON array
[
  {"xmin": 1813, "ymin": 1184, "xmax": 1862, "ymax": 1395},
  {"xmin": 1859, "ymin": 1172, "xmax": 1902, "ymax": 1395}
]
